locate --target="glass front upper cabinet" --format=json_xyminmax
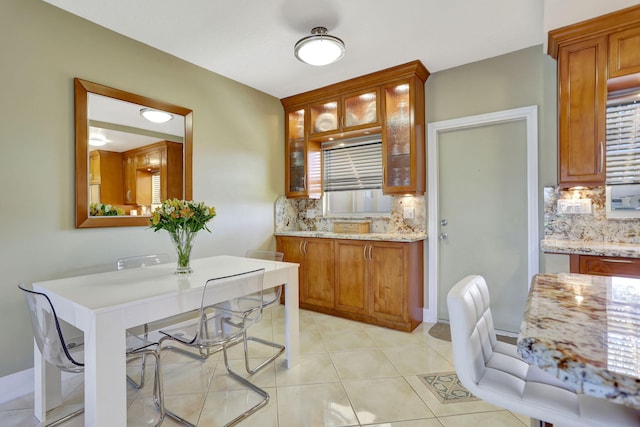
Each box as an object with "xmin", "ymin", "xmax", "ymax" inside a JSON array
[
  {"xmin": 287, "ymin": 108, "xmax": 306, "ymax": 195},
  {"xmin": 309, "ymin": 89, "xmax": 379, "ymax": 137},
  {"xmin": 383, "ymin": 80, "xmax": 425, "ymax": 194}
]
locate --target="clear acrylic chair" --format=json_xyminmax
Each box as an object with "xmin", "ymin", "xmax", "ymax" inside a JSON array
[
  {"xmin": 158, "ymin": 269, "xmax": 269, "ymax": 427},
  {"xmin": 116, "ymin": 254, "xmax": 200, "ymax": 389},
  {"xmin": 240, "ymin": 250, "xmax": 286, "ymax": 374},
  {"xmin": 18, "ymin": 284, "xmax": 166, "ymax": 426},
  {"xmin": 116, "ymin": 254, "xmax": 170, "ymax": 271}
]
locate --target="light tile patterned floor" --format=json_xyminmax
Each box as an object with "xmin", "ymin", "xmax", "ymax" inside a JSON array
[{"xmin": 0, "ymin": 307, "xmax": 530, "ymax": 426}]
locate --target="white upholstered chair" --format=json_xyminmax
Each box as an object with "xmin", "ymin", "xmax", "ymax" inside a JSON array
[{"xmin": 446, "ymin": 275, "xmax": 640, "ymax": 427}]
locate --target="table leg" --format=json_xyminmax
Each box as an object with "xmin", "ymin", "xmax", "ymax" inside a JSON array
[
  {"xmin": 284, "ymin": 267, "xmax": 300, "ymax": 368},
  {"xmin": 33, "ymin": 338, "xmax": 62, "ymax": 421},
  {"xmin": 84, "ymin": 312, "xmax": 127, "ymax": 426}
]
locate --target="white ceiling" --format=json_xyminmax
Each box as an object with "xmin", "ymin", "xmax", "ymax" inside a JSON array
[{"xmin": 43, "ymin": 0, "xmax": 640, "ymax": 99}]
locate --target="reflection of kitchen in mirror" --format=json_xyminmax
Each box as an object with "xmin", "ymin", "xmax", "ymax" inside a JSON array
[{"xmin": 88, "ymin": 93, "xmax": 185, "ymax": 217}]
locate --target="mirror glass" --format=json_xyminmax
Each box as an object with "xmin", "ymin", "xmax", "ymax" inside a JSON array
[{"xmin": 75, "ymin": 78, "xmax": 193, "ymax": 228}]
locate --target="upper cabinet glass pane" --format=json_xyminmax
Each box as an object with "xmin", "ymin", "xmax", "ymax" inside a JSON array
[
  {"xmin": 385, "ymin": 84, "xmax": 411, "ymax": 156},
  {"xmin": 310, "ymin": 101, "xmax": 338, "ymax": 134},
  {"xmin": 344, "ymin": 91, "xmax": 377, "ymax": 128},
  {"xmin": 288, "ymin": 109, "xmax": 305, "ymax": 140}
]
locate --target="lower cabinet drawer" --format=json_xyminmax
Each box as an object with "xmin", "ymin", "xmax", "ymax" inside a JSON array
[{"xmin": 570, "ymin": 255, "xmax": 640, "ymax": 278}]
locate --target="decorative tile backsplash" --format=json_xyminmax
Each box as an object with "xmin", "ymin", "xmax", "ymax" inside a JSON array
[
  {"xmin": 275, "ymin": 195, "xmax": 425, "ymax": 234},
  {"xmin": 544, "ymin": 186, "xmax": 640, "ymax": 244}
]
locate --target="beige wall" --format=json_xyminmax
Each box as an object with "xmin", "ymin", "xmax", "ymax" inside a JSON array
[
  {"xmin": 0, "ymin": 0, "xmax": 284, "ymax": 376},
  {"xmin": 424, "ymin": 44, "xmax": 564, "ymax": 304}
]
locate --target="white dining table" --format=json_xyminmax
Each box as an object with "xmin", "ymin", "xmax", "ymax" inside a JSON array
[{"xmin": 32, "ymin": 255, "xmax": 299, "ymax": 427}]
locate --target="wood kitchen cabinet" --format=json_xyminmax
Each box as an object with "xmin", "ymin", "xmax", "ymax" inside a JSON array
[
  {"xmin": 89, "ymin": 150, "xmax": 124, "ymax": 205},
  {"xmin": 281, "ymin": 61, "xmax": 428, "ymax": 198},
  {"xmin": 549, "ymin": 5, "xmax": 640, "ymax": 188},
  {"xmin": 278, "ymin": 235, "xmax": 423, "ymax": 332},
  {"xmin": 382, "ymin": 79, "xmax": 425, "ymax": 194},
  {"xmin": 335, "ymin": 239, "xmax": 423, "ymax": 330},
  {"xmin": 123, "ymin": 141, "xmax": 183, "ymax": 206},
  {"xmin": 277, "ymin": 235, "xmax": 335, "ymax": 308},
  {"xmin": 284, "ymin": 107, "xmax": 322, "ymax": 198},
  {"xmin": 570, "ymin": 254, "xmax": 640, "ymax": 278},
  {"xmin": 609, "ymin": 26, "xmax": 640, "ymax": 78},
  {"xmin": 308, "ymin": 88, "xmax": 380, "ymax": 138},
  {"xmin": 556, "ymin": 36, "xmax": 607, "ymax": 187}
]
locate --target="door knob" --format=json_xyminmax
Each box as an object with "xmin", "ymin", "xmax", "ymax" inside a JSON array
[{"xmin": 439, "ymin": 232, "xmax": 448, "ymax": 240}]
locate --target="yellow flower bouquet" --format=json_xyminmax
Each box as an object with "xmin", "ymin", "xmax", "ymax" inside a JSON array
[{"xmin": 149, "ymin": 199, "xmax": 216, "ymax": 274}]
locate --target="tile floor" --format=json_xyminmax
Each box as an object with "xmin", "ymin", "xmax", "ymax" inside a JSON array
[{"xmin": 0, "ymin": 307, "xmax": 531, "ymax": 426}]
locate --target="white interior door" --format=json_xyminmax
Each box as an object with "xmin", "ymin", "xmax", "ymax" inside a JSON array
[
  {"xmin": 437, "ymin": 121, "xmax": 528, "ymax": 332},
  {"xmin": 426, "ymin": 106, "xmax": 539, "ymax": 334}
]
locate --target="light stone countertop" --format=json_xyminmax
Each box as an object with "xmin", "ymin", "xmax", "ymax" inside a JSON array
[
  {"xmin": 541, "ymin": 238, "xmax": 640, "ymax": 258},
  {"xmin": 275, "ymin": 230, "xmax": 427, "ymax": 242},
  {"xmin": 518, "ymin": 273, "xmax": 640, "ymax": 409}
]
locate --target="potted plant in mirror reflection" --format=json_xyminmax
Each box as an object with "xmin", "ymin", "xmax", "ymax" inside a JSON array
[
  {"xmin": 90, "ymin": 203, "xmax": 125, "ymax": 216},
  {"xmin": 149, "ymin": 199, "xmax": 216, "ymax": 274}
]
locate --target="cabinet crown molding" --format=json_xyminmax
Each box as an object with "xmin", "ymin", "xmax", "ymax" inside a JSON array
[
  {"xmin": 280, "ymin": 60, "xmax": 428, "ymax": 108},
  {"xmin": 548, "ymin": 4, "xmax": 640, "ymax": 59}
]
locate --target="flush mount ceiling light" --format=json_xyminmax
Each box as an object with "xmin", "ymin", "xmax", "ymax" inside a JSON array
[
  {"xmin": 294, "ymin": 26, "xmax": 345, "ymax": 66},
  {"xmin": 88, "ymin": 133, "xmax": 107, "ymax": 147},
  {"xmin": 140, "ymin": 108, "xmax": 173, "ymax": 124}
]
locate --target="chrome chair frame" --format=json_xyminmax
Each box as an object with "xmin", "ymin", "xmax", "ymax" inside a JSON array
[
  {"xmin": 158, "ymin": 269, "xmax": 269, "ymax": 427},
  {"xmin": 19, "ymin": 284, "xmax": 166, "ymax": 426},
  {"xmin": 240, "ymin": 250, "xmax": 286, "ymax": 374}
]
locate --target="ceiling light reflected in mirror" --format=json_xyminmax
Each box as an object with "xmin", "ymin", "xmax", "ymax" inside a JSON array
[{"xmin": 140, "ymin": 107, "xmax": 173, "ymax": 123}]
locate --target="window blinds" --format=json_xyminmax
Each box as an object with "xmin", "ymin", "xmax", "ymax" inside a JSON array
[
  {"xmin": 606, "ymin": 98, "xmax": 640, "ymax": 185},
  {"xmin": 323, "ymin": 139, "xmax": 382, "ymax": 192}
]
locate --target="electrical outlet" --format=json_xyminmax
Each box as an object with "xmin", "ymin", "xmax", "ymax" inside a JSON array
[
  {"xmin": 557, "ymin": 199, "xmax": 592, "ymax": 214},
  {"xmin": 403, "ymin": 207, "xmax": 415, "ymax": 219}
]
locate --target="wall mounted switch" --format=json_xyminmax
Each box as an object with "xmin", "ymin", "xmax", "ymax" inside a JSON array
[{"xmin": 557, "ymin": 199, "xmax": 592, "ymax": 214}]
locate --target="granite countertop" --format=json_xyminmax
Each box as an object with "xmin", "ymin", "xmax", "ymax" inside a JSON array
[
  {"xmin": 274, "ymin": 230, "xmax": 427, "ymax": 242},
  {"xmin": 518, "ymin": 273, "xmax": 640, "ymax": 409},
  {"xmin": 541, "ymin": 238, "xmax": 640, "ymax": 258}
]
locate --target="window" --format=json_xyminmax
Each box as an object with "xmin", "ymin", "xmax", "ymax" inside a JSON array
[
  {"xmin": 606, "ymin": 90, "xmax": 640, "ymax": 185},
  {"xmin": 605, "ymin": 89, "xmax": 640, "ymax": 218},
  {"xmin": 322, "ymin": 135, "xmax": 391, "ymax": 215}
]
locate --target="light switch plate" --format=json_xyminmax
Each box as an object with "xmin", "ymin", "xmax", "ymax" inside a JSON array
[{"xmin": 557, "ymin": 199, "xmax": 592, "ymax": 214}]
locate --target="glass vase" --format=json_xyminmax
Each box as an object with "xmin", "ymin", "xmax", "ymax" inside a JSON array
[{"xmin": 169, "ymin": 228, "xmax": 196, "ymax": 274}]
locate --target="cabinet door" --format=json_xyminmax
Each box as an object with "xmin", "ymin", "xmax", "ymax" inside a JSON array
[
  {"xmin": 277, "ymin": 236, "xmax": 305, "ymax": 301},
  {"xmin": 368, "ymin": 242, "xmax": 408, "ymax": 323},
  {"xmin": 609, "ymin": 27, "xmax": 640, "ymax": 78},
  {"xmin": 335, "ymin": 240, "xmax": 368, "ymax": 314},
  {"xmin": 343, "ymin": 89, "xmax": 379, "ymax": 130},
  {"xmin": 285, "ymin": 108, "xmax": 307, "ymax": 197},
  {"xmin": 123, "ymin": 155, "xmax": 136, "ymax": 204},
  {"xmin": 309, "ymin": 99, "xmax": 339, "ymax": 136},
  {"xmin": 302, "ymin": 238, "xmax": 335, "ymax": 308},
  {"xmin": 558, "ymin": 36, "xmax": 607, "ymax": 187},
  {"xmin": 382, "ymin": 79, "xmax": 425, "ymax": 194}
]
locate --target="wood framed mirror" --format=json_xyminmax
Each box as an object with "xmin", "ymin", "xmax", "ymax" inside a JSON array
[{"xmin": 74, "ymin": 78, "xmax": 193, "ymax": 228}]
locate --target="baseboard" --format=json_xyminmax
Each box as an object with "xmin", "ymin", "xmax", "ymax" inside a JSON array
[
  {"xmin": 423, "ymin": 307, "xmax": 436, "ymax": 323},
  {"xmin": 0, "ymin": 368, "xmax": 33, "ymax": 404},
  {"xmin": 0, "ymin": 368, "xmax": 79, "ymax": 405}
]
